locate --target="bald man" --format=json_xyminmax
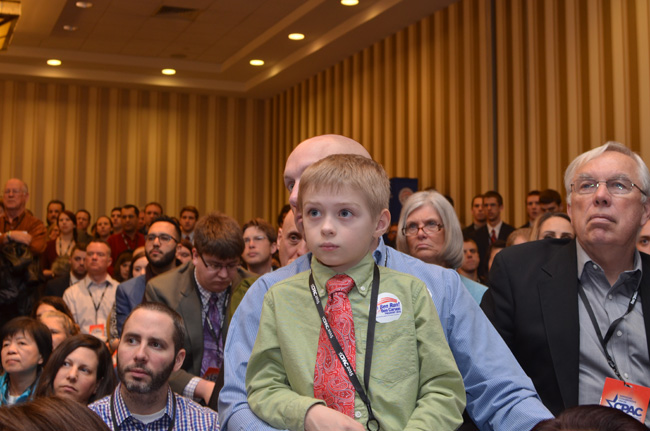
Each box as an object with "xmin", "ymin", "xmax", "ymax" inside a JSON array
[
  {"xmin": 277, "ymin": 209, "xmax": 308, "ymax": 267},
  {"xmin": 219, "ymin": 135, "xmax": 553, "ymax": 431}
]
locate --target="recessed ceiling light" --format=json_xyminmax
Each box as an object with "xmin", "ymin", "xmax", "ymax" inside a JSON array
[
  {"xmin": 341, "ymin": 0, "xmax": 359, "ymax": 5},
  {"xmin": 249, "ymin": 59, "xmax": 264, "ymax": 66},
  {"xmin": 288, "ymin": 33, "xmax": 305, "ymax": 41},
  {"xmin": 162, "ymin": 68, "xmax": 176, "ymax": 75},
  {"xmin": 47, "ymin": 59, "xmax": 62, "ymax": 66},
  {"xmin": 75, "ymin": 1, "xmax": 93, "ymax": 8},
  {"xmin": 63, "ymin": 25, "xmax": 78, "ymax": 31}
]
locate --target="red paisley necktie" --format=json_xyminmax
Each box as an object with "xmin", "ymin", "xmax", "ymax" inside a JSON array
[
  {"xmin": 490, "ymin": 229, "xmax": 497, "ymax": 244},
  {"xmin": 313, "ymin": 274, "xmax": 356, "ymax": 417}
]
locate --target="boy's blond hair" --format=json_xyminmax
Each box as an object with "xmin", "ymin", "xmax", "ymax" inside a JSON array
[{"xmin": 297, "ymin": 154, "xmax": 390, "ymax": 219}]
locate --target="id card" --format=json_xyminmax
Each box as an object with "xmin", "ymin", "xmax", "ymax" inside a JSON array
[
  {"xmin": 202, "ymin": 367, "xmax": 220, "ymax": 382},
  {"xmin": 600, "ymin": 377, "xmax": 650, "ymax": 422},
  {"xmin": 89, "ymin": 323, "xmax": 106, "ymax": 340}
]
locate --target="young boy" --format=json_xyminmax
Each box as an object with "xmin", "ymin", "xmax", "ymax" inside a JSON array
[{"xmin": 246, "ymin": 154, "xmax": 465, "ymax": 431}]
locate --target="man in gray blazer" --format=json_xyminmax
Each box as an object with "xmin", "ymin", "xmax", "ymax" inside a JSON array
[{"xmin": 145, "ymin": 212, "xmax": 256, "ymax": 409}]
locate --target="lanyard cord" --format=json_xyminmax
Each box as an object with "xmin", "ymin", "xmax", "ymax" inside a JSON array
[
  {"xmin": 309, "ymin": 264, "xmax": 381, "ymax": 431},
  {"xmin": 87, "ymin": 281, "xmax": 109, "ymax": 325},
  {"xmin": 110, "ymin": 389, "xmax": 176, "ymax": 431},
  {"xmin": 577, "ymin": 282, "xmax": 639, "ymax": 385},
  {"xmin": 120, "ymin": 233, "xmax": 137, "ymax": 251}
]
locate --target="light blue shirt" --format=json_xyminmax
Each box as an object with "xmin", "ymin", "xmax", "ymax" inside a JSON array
[
  {"xmin": 459, "ymin": 275, "xmax": 488, "ymax": 304},
  {"xmin": 219, "ymin": 240, "xmax": 553, "ymax": 431}
]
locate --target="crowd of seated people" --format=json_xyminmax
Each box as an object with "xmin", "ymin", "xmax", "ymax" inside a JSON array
[{"xmin": 1, "ymin": 136, "xmax": 649, "ymax": 431}]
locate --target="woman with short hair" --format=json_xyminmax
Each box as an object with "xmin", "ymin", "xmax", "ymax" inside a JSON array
[
  {"xmin": 0, "ymin": 317, "xmax": 53, "ymax": 405},
  {"xmin": 397, "ymin": 190, "xmax": 487, "ymax": 303}
]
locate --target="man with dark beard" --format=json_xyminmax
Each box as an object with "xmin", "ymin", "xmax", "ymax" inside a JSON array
[
  {"xmin": 114, "ymin": 216, "xmax": 181, "ymax": 336},
  {"xmin": 89, "ymin": 302, "xmax": 219, "ymax": 430}
]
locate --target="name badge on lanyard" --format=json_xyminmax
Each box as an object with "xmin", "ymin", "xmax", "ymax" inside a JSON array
[{"xmin": 600, "ymin": 377, "xmax": 650, "ymax": 423}]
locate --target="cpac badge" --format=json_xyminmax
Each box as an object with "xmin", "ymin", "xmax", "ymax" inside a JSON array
[
  {"xmin": 376, "ymin": 293, "xmax": 402, "ymax": 323},
  {"xmin": 600, "ymin": 377, "xmax": 650, "ymax": 423}
]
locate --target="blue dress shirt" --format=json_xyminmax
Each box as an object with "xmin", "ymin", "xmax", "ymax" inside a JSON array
[{"xmin": 219, "ymin": 240, "xmax": 553, "ymax": 431}]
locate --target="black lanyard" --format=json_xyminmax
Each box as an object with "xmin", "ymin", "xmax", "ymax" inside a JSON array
[
  {"xmin": 87, "ymin": 281, "xmax": 109, "ymax": 325},
  {"xmin": 577, "ymin": 282, "xmax": 639, "ymax": 384},
  {"xmin": 110, "ymin": 388, "xmax": 176, "ymax": 431},
  {"xmin": 309, "ymin": 264, "xmax": 381, "ymax": 431}
]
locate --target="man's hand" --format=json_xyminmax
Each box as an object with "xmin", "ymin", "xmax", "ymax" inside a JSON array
[
  {"xmin": 304, "ymin": 405, "xmax": 365, "ymax": 431},
  {"xmin": 7, "ymin": 231, "xmax": 32, "ymax": 246},
  {"xmin": 195, "ymin": 379, "xmax": 216, "ymax": 404}
]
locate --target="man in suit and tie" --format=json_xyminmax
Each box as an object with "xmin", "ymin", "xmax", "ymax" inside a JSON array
[
  {"xmin": 482, "ymin": 142, "xmax": 650, "ymax": 426},
  {"xmin": 179, "ymin": 206, "xmax": 199, "ymax": 242},
  {"xmin": 474, "ymin": 191, "xmax": 515, "ymax": 278},
  {"xmin": 145, "ymin": 212, "xmax": 256, "ymax": 409}
]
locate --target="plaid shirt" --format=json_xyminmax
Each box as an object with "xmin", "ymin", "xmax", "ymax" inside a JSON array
[{"xmin": 89, "ymin": 384, "xmax": 219, "ymax": 430}]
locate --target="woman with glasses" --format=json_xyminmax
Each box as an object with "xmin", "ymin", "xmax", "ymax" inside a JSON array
[{"xmin": 397, "ymin": 190, "xmax": 487, "ymax": 303}]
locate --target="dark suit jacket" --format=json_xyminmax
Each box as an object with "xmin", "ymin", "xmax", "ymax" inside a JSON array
[
  {"xmin": 144, "ymin": 262, "xmax": 256, "ymax": 399},
  {"xmin": 481, "ymin": 239, "xmax": 650, "ymax": 415},
  {"xmin": 43, "ymin": 273, "xmax": 72, "ymax": 297},
  {"xmin": 462, "ymin": 224, "xmax": 478, "ymax": 238},
  {"xmin": 115, "ymin": 274, "xmax": 146, "ymax": 336},
  {"xmin": 474, "ymin": 222, "xmax": 515, "ymax": 278}
]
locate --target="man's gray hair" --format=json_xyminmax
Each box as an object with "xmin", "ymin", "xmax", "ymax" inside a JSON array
[
  {"xmin": 564, "ymin": 141, "xmax": 650, "ymax": 205},
  {"xmin": 396, "ymin": 190, "xmax": 464, "ymax": 269}
]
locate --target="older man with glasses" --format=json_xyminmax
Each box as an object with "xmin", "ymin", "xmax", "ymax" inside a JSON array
[
  {"xmin": 0, "ymin": 178, "xmax": 47, "ymax": 256},
  {"xmin": 145, "ymin": 212, "xmax": 257, "ymax": 411},
  {"xmin": 483, "ymin": 141, "xmax": 650, "ymax": 426}
]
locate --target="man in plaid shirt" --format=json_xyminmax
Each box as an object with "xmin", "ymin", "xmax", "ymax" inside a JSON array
[{"xmin": 90, "ymin": 302, "xmax": 219, "ymax": 430}]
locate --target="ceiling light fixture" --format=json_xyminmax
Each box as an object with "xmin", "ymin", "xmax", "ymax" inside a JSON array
[
  {"xmin": 47, "ymin": 59, "xmax": 62, "ymax": 66},
  {"xmin": 63, "ymin": 25, "xmax": 77, "ymax": 31},
  {"xmin": 75, "ymin": 1, "xmax": 93, "ymax": 8},
  {"xmin": 161, "ymin": 68, "xmax": 176, "ymax": 75},
  {"xmin": 249, "ymin": 59, "xmax": 264, "ymax": 66},
  {"xmin": 340, "ymin": 0, "xmax": 359, "ymax": 5},
  {"xmin": 288, "ymin": 33, "xmax": 305, "ymax": 41}
]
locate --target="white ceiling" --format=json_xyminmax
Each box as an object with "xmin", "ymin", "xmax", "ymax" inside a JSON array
[{"xmin": 0, "ymin": 0, "xmax": 457, "ymax": 97}]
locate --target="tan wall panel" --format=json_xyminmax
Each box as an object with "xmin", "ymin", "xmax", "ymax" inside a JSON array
[
  {"xmin": 494, "ymin": 0, "xmax": 650, "ymax": 225},
  {"xmin": 2, "ymin": 0, "xmax": 650, "ymax": 232},
  {"xmin": 0, "ymin": 80, "xmax": 268, "ymax": 226},
  {"xmin": 265, "ymin": 0, "xmax": 494, "ymax": 226}
]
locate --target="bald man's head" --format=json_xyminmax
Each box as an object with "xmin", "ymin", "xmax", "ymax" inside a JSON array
[{"xmin": 283, "ymin": 135, "xmax": 371, "ymax": 221}]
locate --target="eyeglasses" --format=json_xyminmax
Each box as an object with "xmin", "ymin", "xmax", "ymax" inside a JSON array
[
  {"xmin": 3, "ymin": 189, "xmax": 24, "ymax": 196},
  {"xmin": 244, "ymin": 235, "xmax": 269, "ymax": 244},
  {"xmin": 571, "ymin": 178, "xmax": 647, "ymax": 196},
  {"xmin": 145, "ymin": 234, "xmax": 178, "ymax": 244},
  {"xmin": 199, "ymin": 253, "xmax": 239, "ymax": 272},
  {"xmin": 402, "ymin": 221, "xmax": 444, "ymax": 237}
]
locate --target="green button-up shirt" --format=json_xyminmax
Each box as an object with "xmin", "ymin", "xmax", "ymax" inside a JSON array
[{"xmin": 246, "ymin": 253, "xmax": 465, "ymax": 431}]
